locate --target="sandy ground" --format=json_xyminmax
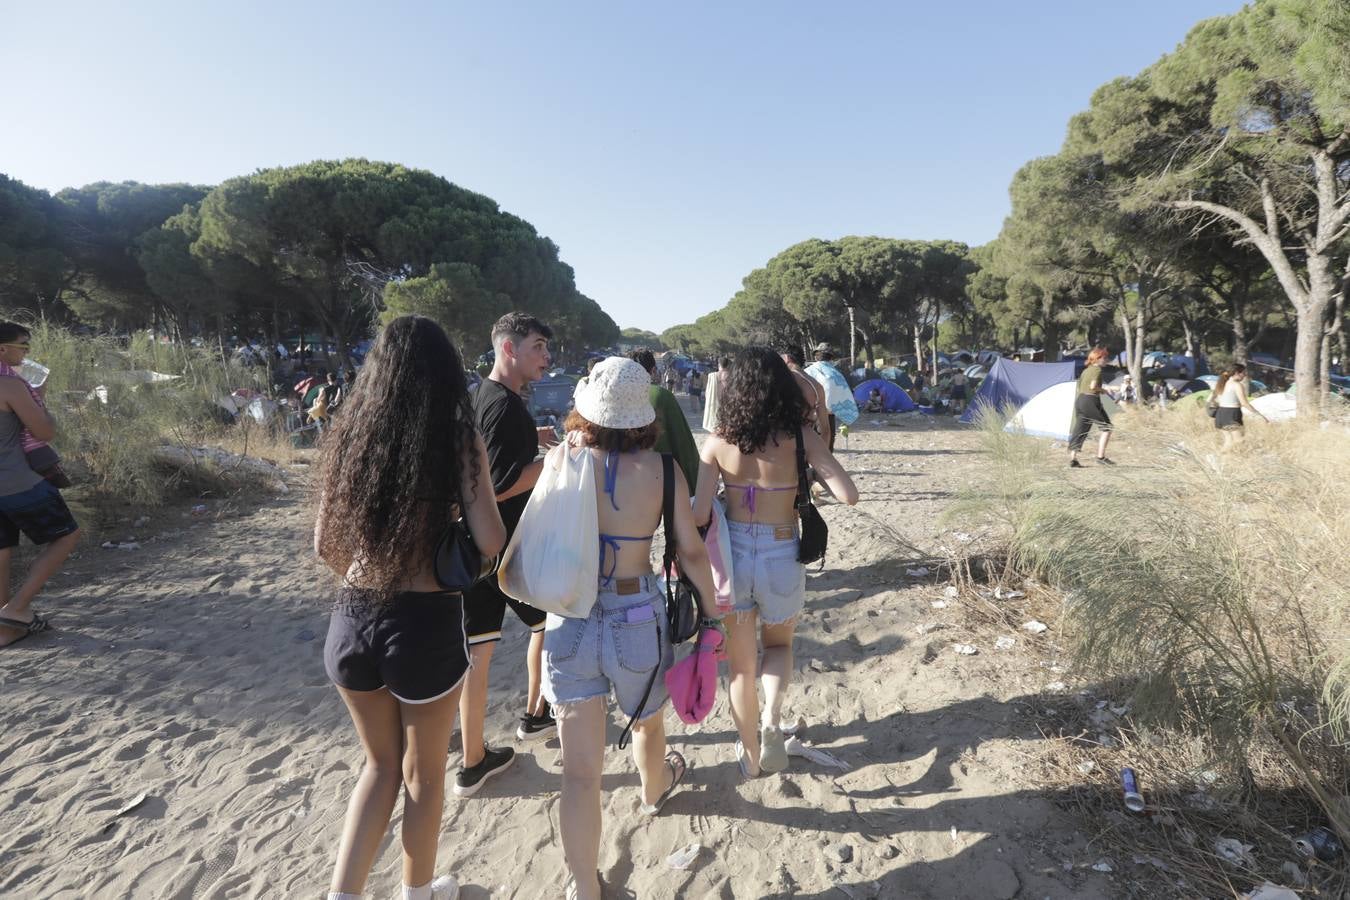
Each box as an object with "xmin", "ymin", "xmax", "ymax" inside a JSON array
[{"xmin": 0, "ymin": 406, "xmax": 1124, "ymax": 899}]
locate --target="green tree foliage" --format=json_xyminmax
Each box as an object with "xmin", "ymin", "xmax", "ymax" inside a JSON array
[
  {"xmin": 620, "ymin": 327, "xmax": 666, "ymax": 350},
  {"xmin": 1084, "ymin": 0, "xmax": 1350, "ymax": 413},
  {"xmin": 0, "ymin": 175, "xmax": 73, "ymax": 315}
]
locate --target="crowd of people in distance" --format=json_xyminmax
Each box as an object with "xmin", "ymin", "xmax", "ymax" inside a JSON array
[{"xmin": 314, "ymin": 312, "xmax": 857, "ymax": 899}]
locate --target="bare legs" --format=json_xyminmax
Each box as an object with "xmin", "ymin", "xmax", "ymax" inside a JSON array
[
  {"xmin": 1096, "ymin": 430, "xmax": 1112, "ymax": 460},
  {"xmin": 759, "ymin": 620, "xmax": 797, "ymax": 730},
  {"xmin": 330, "ymin": 684, "xmax": 462, "ymax": 895},
  {"xmin": 526, "ymin": 629, "xmax": 546, "ymax": 716},
  {"xmin": 724, "ymin": 611, "xmax": 762, "ymax": 774},
  {"xmin": 0, "ymin": 530, "xmax": 81, "ymax": 647},
  {"xmin": 556, "ymin": 697, "xmax": 674, "ymax": 900},
  {"xmin": 557, "ymin": 698, "xmax": 605, "ymax": 900},
  {"xmin": 459, "ymin": 642, "xmax": 495, "ymax": 768}
]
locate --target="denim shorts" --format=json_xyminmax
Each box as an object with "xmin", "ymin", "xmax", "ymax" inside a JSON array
[
  {"xmin": 727, "ymin": 521, "xmax": 806, "ymax": 625},
  {"xmin": 541, "ymin": 575, "xmax": 673, "ymax": 720}
]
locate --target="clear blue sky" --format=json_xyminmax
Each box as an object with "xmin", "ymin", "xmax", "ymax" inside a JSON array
[{"xmin": 2, "ymin": 0, "xmax": 1240, "ymax": 333}]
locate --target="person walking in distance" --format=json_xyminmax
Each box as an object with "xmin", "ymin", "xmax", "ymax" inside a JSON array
[
  {"xmin": 317, "ymin": 316, "xmax": 506, "ymax": 900},
  {"xmin": 458, "ymin": 313, "xmax": 561, "ymax": 797},
  {"xmin": 0, "ymin": 323, "xmax": 81, "ymax": 648},
  {"xmin": 1067, "ymin": 346, "xmax": 1116, "ymax": 468},
  {"xmin": 694, "ymin": 348, "xmax": 858, "ymax": 776},
  {"xmin": 628, "ymin": 350, "xmax": 700, "ymax": 492},
  {"xmin": 1213, "ymin": 363, "xmax": 1267, "ymax": 451}
]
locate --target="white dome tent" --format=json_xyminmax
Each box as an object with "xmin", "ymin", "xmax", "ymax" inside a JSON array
[{"xmin": 1005, "ymin": 381, "xmax": 1119, "ymax": 442}]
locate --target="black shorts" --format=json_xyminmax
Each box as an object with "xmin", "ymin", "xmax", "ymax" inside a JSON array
[
  {"xmin": 463, "ymin": 577, "xmax": 546, "ymax": 645},
  {"xmin": 1215, "ymin": 407, "xmax": 1243, "ymax": 430},
  {"xmin": 0, "ymin": 480, "xmax": 79, "ymax": 550},
  {"xmin": 324, "ymin": 589, "xmax": 470, "ymax": 703},
  {"xmin": 1068, "ymin": 394, "xmax": 1112, "ymax": 451}
]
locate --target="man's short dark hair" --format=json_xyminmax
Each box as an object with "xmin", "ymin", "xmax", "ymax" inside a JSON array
[
  {"xmin": 718, "ymin": 356, "xmax": 731, "ymax": 370},
  {"xmin": 491, "ymin": 312, "xmax": 553, "ymax": 350},
  {"xmin": 813, "ymin": 348, "xmax": 836, "ymax": 362},
  {"xmin": 627, "ymin": 349, "xmax": 656, "ymax": 373},
  {"xmin": 781, "ymin": 346, "xmax": 805, "ymax": 367}
]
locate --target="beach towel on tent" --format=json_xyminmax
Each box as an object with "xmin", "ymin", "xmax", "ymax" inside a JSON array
[{"xmin": 805, "ymin": 361, "xmax": 859, "ymax": 426}]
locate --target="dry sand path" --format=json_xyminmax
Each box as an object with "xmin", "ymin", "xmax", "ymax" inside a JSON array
[{"xmin": 0, "ymin": 412, "xmax": 1120, "ymax": 899}]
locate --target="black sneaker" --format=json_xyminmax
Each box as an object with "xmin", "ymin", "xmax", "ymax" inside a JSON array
[
  {"xmin": 516, "ymin": 707, "xmax": 557, "ymax": 742},
  {"xmin": 1096, "ymin": 457, "xmax": 1116, "ymax": 466},
  {"xmin": 1069, "ymin": 459, "xmax": 1083, "ymax": 468},
  {"xmin": 454, "ymin": 745, "xmax": 514, "ymax": 797}
]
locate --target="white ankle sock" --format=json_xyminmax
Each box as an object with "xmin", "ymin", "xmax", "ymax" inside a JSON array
[
  {"xmin": 403, "ymin": 882, "xmax": 434, "ymax": 900},
  {"xmin": 328, "ymin": 893, "xmax": 362, "ymax": 900}
]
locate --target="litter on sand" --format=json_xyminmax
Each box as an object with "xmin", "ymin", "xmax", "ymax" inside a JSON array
[
  {"xmin": 931, "ymin": 600, "xmax": 949, "ymax": 609},
  {"xmin": 1214, "ymin": 837, "xmax": 1257, "ymax": 867},
  {"xmin": 784, "ymin": 735, "xmax": 848, "ymax": 770},
  {"xmin": 1045, "ymin": 681, "xmax": 1068, "ymax": 693},
  {"xmin": 667, "ymin": 843, "xmax": 700, "ymax": 870},
  {"xmin": 953, "ymin": 532, "xmax": 973, "ymax": 542},
  {"xmin": 993, "ymin": 587, "xmax": 1025, "ymax": 600},
  {"xmin": 951, "ymin": 643, "xmax": 978, "ymax": 655},
  {"xmin": 1022, "ymin": 620, "xmax": 1048, "ymax": 634},
  {"xmin": 1243, "ymin": 885, "xmax": 1300, "ymax": 900},
  {"xmin": 101, "ymin": 541, "xmax": 141, "ymax": 551},
  {"xmin": 995, "ymin": 636, "xmax": 1016, "ymax": 650},
  {"xmin": 906, "ymin": 567, "xmax": 930, "ymax": 578},
  {"xmin": 942, "ymin": 586, "xmax": 959, "ymax": 598},
  {"xmin": 1091, "ymin": 859, "xmax": 1114, "ymax": 873}
]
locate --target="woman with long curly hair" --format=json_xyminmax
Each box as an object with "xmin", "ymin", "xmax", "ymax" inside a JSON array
[
  {"xmin": 542, "ymin": 357, "xmax": 718, "ymax": 900},
  {"xmin": 692, "ymin": 348, "xmax": 857, "ymax": 777},
  {"xmin": 316, "ymin": 316, "xmax": 506, "ymax": 900}
]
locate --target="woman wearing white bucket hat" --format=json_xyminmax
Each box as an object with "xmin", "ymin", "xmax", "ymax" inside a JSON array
[{"xmin": 543, "ymin": 357, "xmax": 718, "ymax": 900}]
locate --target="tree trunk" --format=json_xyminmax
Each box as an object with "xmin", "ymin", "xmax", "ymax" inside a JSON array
[
  {"xmin": 912, "ymin": 322, "xmax": 923, "ymax": 373},
  {"xmin": 857, "ymin": 324, "xmax": 875, "ymax": 372},
  {"xmin": 928, "ymin": 299, "xmax": 939, "ymax": 377},
  {"xmin": 846, "ymin": 305, "xmax": 857, "ymax": 373}
]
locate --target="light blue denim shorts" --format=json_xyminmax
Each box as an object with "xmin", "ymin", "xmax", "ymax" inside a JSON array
[
  {"xmin": 541, "ymin": 574, "xmax": 673, "ymax": 720},
  {"xmin": 727, "ymin": 521, "xmax": 806, "ymax": 625}
]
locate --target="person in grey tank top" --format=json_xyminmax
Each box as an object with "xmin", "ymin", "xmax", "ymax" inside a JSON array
[{"xmin": 0, "ymin": 323, "xmax": 81, "ymax": 648}]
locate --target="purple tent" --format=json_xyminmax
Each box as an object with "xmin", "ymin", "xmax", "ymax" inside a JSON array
[
  {"xmin": 852, "ymin": 379, "xmax": 917, "ymax": 412},
  {"xmin": 959, "ymin": 358, "xmax": 1078, "ymax": 424}
]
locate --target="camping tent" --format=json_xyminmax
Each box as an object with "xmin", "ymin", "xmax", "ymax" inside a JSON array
[
  {"xmin": 964, "ymin": 364, "xmax": 988, "ymax": 380},
  {"xmin": 977, "ymin": 350, "xmax": 1001, "ymax": 367},
  {"xmin": 1252, "ymin": 392, "xmax": 1298, "ymax": 422},
  {"xmin": 853, "ymin": 379, "xmax": 917, "ymax": 412},
  {"xmin": 1006, "ymin": 381, "xmax": 1120, "ymax": 441},
  {"xmin": 960, "ymin": 358, "xmax": 1078, "ymax": 424},
  {"xmin": 878, "ymin": 367, "xmax": 914, "ymax": 389}
]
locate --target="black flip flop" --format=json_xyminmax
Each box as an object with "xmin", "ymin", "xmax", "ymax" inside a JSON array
[
  {"xmin": 640, "ymin": 751, "xmax": 687, "ymax": 816},
  {"xmin": 0, "ymin": 614, "xmax": 50, "ymax": 647}
]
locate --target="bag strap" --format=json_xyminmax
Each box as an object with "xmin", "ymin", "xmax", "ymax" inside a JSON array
[
  {"xmin": 793, "ymin": 427, "xmax": 811, "ymax": 508},
  {"xmin": 661, "ymin": 453, "xmax": 677, "ymax": 577}
]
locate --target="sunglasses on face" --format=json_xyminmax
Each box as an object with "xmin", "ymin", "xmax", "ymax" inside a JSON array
[{"xmin": 1, "ymin": 343, "xmax": 29, "ymax": 350}]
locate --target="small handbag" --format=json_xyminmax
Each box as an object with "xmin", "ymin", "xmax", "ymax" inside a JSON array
[
  {"xmin": 794, "ymin": 428, "xmax": 828, "ymax": 566},
  {"xmin": 433, "ymin": 516, "xmax": 499, "ymax": 593},
  {"xmin": 1205, "ymin": 397, "xmax": 1219, "ymax": 418}
]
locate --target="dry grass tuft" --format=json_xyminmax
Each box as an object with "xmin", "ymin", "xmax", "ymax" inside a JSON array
[{"xmin": 951, "ymin": 401, "xmax": 1350, "ymax": 895}]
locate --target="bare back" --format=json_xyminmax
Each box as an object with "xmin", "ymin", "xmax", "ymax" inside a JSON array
[
  {"xmin": 704, "ymin": 432, "xmax": 801, "ymax": 526},
  {"xmin": 588, "ymin": 447, "xmax": 666, "ymax": 579}
]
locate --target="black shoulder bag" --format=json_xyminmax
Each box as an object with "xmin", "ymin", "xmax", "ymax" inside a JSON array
[
  {"xmin": 618, "ymin": 454, "xmax": 703, "ymax": 749},
  {"xmin": 433, "ymin": 501, "xmax": 500, "ymax": 592},
  {"xmin": 794, "ymin": 428, "xmax": 828, "ymax": 566}
]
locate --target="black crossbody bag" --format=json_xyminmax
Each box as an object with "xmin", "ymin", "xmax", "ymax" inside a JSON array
[
  {"xmin": 433, "ymin": 501, "xmax": 500, "ymax": 592},
  {"xmin": 618, "ymin": 454, "xmax": 702, "ymax": 748},
  {"xmin": 794, "ymin": 428, "xmax": 828, "ymax": 566}
]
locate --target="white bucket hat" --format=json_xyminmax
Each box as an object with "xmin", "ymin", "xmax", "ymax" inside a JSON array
[{"xmin": 573, "ymin": 357, "xmax": 655, "ymax": 429}]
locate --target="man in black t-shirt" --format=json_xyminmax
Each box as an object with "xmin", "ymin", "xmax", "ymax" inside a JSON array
[{"xmin": 455, "ymin": 312, "xmax": 559, "ymax": 797}]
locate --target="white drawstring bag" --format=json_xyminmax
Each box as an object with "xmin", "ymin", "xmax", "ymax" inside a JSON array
[{"xmin": 498, "ymin": 438, "xmax": 599, "ymax": 618}]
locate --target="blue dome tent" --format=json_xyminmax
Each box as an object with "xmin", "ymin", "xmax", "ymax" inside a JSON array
[
  {"xmin": 853, "ymin": 379, "xmax": 917, "ymax": 412},
  {"xmin": 959, "ymin": 358, "xmax": 1078, "ymax": 424}
]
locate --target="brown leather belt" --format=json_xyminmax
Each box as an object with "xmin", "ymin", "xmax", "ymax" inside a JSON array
[{"xmin": 774, "ymin": 525, "xmax": 796, "ymax": 541}]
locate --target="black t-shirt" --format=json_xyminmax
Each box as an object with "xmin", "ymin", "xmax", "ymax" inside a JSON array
[{"xmin": 473, "ymin": 377, "xmax": 537, "ymax": 535}]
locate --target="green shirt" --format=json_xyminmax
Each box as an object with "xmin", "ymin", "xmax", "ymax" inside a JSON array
[
  {"xmin": 1077, "ymin": 365, "xmax": 1103, "ymax": 395},
  {"xmin": 650, "ymin": 385, "xmax": 699, "ymax": 492}
]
